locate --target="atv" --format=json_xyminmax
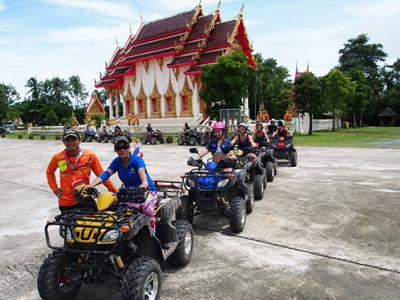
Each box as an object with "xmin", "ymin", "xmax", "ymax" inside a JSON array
[
  {"xmin": 37, "ymin": 183, "xmax": 193, "ymax": 300},
  {"xmin": 82, "ymin": 126, "xmax": 98, "ymax": 142},
  {"xmin": 271, "ymin": 136, "xmax": 297, "ymax": 167},
  {"xmin": 178, "ymin": 148, "xmax": 254, "ymax": 233},
  {"xmin": 234, "ymin": 147, "xmax": 266, "ymax": 201},
  {"xmin": 140, "ymin": 130, "xmax": 165, "ymax": 145},
  {"xmin": 256, "ymin": 141, "xmax": 278, "ymax": 183},
  {"xmin": 177, "ymin": 129, "xmax": 208, "ymax": 146},
  {"xmin": 98, "ymin": 128, "xmax": 113, "ymax": 143}
]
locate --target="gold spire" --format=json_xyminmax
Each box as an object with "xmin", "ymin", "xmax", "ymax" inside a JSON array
[
  {"xmin": 115, "ymin": 36, "xmax": 119, "ymax": 48},
  {"xmin": 129, "ymin": 23, "xmax": 132, "ymax": 35},
  {"xmin": 239, "ymin": 1, "xmax": 245, "ymax": 18},
  {"xmin": 216, "ymin": 0, "xmax": 221, "ymax": 11}
]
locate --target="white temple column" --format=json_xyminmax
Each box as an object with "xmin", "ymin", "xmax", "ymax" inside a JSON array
[
  {"xmin": 243, "ymin": 97, "xmax": 249, "ymax": 121},
  {"xmin": 109, "ymin": 95, "xmax": 114, "ymax": 119},
  {"xmin": 115, "ymin": 93, "xmax": 120, "ymax": 118},
  {"xmin": 121, "ymin": 93, "xmax": 127, "ymax": 117}
]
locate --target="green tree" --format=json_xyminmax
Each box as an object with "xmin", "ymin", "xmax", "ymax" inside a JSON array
[
  {"xmin": 0, "ymin": 83, "xmax": 19, "ymax": 122},
  {"xmin": 345, "ymin": 68, "xmax": 369, "ymax": 127},
  {"xmin": 382, "ymin": 58, "xmax": 400, "ymax": 116},
  {"xmin": 69, "ymin": 75, "xmax": 88, "ymax": 108},
  {"xmin": 338, "ymin": 34, "xmax": 387, "ymax": 123},
  {"xmin": 322, "ymin": 69, "xmax": 356, "ymax": 131},
  {"xmin": 45, "ymin": 109, "xmax": 58, "ymax": 125},
  {"xmin": 200, "ymin": 51, "xmax": 252, "ymax": 118},
  {"xmin": 26, "ymin": 76, "xmax": 42, "ymax": 101},
  {"xmin": 294, "ymin": 72, "xmax": 324, "ymax": 135},
  {"xmin": 273, "ymin": 88, "xmax": 291, "ymax": 119}
]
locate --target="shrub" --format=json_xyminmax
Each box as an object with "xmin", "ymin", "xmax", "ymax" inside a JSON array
[
  {"xmin": 28, "ymin": 135, "xmax": 34, "ymax": 139},
  {"xmin": 40, "ymin": 134, "xmax": 46, "ymax": 140},
  {"xmin": 166, "ymin": 136, "xmax": 173, "ymax": 143},
  {"xmin": 1, "ymin": 134, "xmax": 5, "ymax": 138},
  {"xmin": 18, "ymin": 135, "xmax": 23, "ymax": 139},
  {"xmin": 55, "ymin": 135, "xmax": 61, "ymax": 140}
]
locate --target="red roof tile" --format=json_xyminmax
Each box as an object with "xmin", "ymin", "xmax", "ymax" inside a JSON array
[
  {"xmin": 134, "ymin": 10, "xmax": 196, "ymax": 44},
  {"xmin": 123, "ymin": 48, "xmax": 175, "ymax": 63},
  {"xmin": 205, "ymin": 20, "xmax": 236, "ymax": 48},
  {"xmin": 198, "ymin": 50, "xmax": 224, "ymax": 64},
  {"xmin": 188, "ymin": 15, "xmax": 213, "ymax": 40},
  {"xmin": 168, "ymin": 54, "xmax": 193, "ymax": 67},
  {"xmin": 126, "ymin": 35, "xmax": 182, "ymax": 56}
]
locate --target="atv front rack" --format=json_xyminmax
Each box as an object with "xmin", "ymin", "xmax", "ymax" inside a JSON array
[
  {"xmin": 154, "ymin": 180, "xmax": 183, "ymax": 198},
  {"xmin": 45, "ymin": 210, "xmax": 138, "ymax": 254},
  {"xmin": 183, "ymin": 169, "xmax": 233, "ymax": 191}
]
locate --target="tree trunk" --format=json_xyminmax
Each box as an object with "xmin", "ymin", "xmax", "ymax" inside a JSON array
[
  {"xmin": 308, "ymin": 113, "xmax": 313, "ymax": 135},
  {"xmin": 360, "ymin": 111, "xmax": 363, "ymax": 127},
  {"xmin": 353, "ymin": 112, "xmax": 357, "ymax": 128},
  {"xmin": 332, "ymin": 110, "xmax": 336, "ymax": 131}
]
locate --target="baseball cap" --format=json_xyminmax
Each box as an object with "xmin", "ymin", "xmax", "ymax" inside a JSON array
[
  {"xmin": 115, "ymin": 135, "xmax": 131, "ymax": 145},
  {"xmin": 63, "ymin": 128, "xmax": 80, "ymax": 141}
]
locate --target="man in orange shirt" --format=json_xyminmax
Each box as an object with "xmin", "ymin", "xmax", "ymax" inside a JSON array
[{"xmin": 46, "ymin": 128, "xmax": 118, "ymax": 212}]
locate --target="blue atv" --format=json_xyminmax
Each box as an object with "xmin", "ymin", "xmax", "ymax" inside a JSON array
[{"xmin": 178, "ymin": 148, "xmax": 254, "ymax": 233}]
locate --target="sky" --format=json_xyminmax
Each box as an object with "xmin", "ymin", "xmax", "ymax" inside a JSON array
[{"xmin": 0, "ymin": 0, "xmax": 399, "ymax": 101}]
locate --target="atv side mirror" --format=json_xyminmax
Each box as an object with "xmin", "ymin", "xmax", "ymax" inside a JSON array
[{"xmin": 189, "ymin": 148, "xmax": 199, "ymax": 154}]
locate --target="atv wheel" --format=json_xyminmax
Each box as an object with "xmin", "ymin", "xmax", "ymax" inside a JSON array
[
  {"xmin": 168, "ymin": 220, "xmax": 194, "ymax": 267},
  {"xmin": 121, "ymin": 257, "xmax": 161, "ymax": 300},
  {"xmin": 274, "ymin": 161, "xmax": 278, "ymax": 175},
  {"xmin": 266, "ymin": 161, "xmax": 274, "ymax": 182},
  {"xmin": 150, "ymin": 137, "xmax": 157, "ymax": 145},
  {"xmin": 229, "ymin": 196, "xmax": 246, "ymax": 233},
  {"xmin": 245, "ymin": 183, "xmax": 255, "ymax": 213},
  {"xmin": 176, "ymin": 195, "xmax": 194, "ymax": 223},
  {"xmin": 253, "ymin": 174, "xmax": 264, "ymax": 200},
  {"xmin": 198, "ymin": 134, "xmax": 207, "ymax": 146},
  {"xmin": 140, "ymin": 135, "xmax": 148, "ymax": 145},
  {"xmin": 290, "ymin": 151, "xmax": 297, "ymax": 167},
  {"xmin": 37, "ymin": 250, "xmax": 82, "ymax": 300},
  {"xmin": 87, "ymin": 136, "xmax": 93, "ymax": 142},
  {"xmin": 97, "ymin": 137, "xmax": 102, "ymax": 143},
  {"xmin": 188, "ymin": 137, "xmax": 196, "ymax": 146},
  {"xmin": 159, "ymin": 137, "xmax": 165, "ymax": 144},
  {"xmin": 177, "ymin": 138, "xmax": 184, "ymax": 146}
]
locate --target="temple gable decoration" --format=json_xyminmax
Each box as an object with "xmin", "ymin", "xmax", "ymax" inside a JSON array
[
  {"xmin": 136, "ymin": 79, "xmax": 147, "ymax": 118},
  {"xmin": 164, "ymin": 73, "xmax": 177, "ymax": 117},
  {"xmin": 149, "ymin": 75, "xmax": 162, "ymax": 118},
  {"xmin": 180, "ymin": 77, "xmax": 193, "ymax": 117}
]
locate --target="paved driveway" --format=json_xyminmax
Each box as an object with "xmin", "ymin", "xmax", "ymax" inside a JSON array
[{"xmin": 0, "ymin": 139, "xmax": 399, "ymax": 299}]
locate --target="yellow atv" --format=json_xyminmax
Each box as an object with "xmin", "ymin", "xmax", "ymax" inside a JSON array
[{"xmin": 37, "ymin": 182, "xmax": 193, "ymax": 300}]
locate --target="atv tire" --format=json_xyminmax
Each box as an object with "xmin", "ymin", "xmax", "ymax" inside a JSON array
[
  {"xmin": 168, "ymin": 220, "xmax": 194, "ymax": 267},
  {"xmin": 245, "ymin": 183, "xmax": 255, "ymax": 213},
  {"xmin": 266, "ymin": 161, "xmax": 274, "ymax": 182},
  {"xmin": 177, "ymin": 138, "xmax": 184, "ymax": 146},
  {"xmin": 176, "ymin": 195, "xmax": 194, "ymax": 223},
  {"xmin": 140, "ymin": 135, "xmax": 148, "ymax": 145},
  {"xmin": 253, "ymin": 174, "xmax": 264, "ymax": 200},
  {"xmin": 229, "ymin": 196, "xmax": 246, "ymax": 233},
  {"xmin": 290, "ymin": 151, "xmax": 297, "ymax": 167},
  {"xmin": 37, "ymin": 250, "xmax": 81, "ymax": 300},
  {"xmin": 121, "ymin": 257, "xmax": 161, "ymax": 300},
  {"xmin": 188, "ymin": 137, "xmax": 197, "ymax": 146},
  {"xmin": 159, "ymin": 137, "xmax": 165, "ymax": 144},
  {"xmin": 150, "ymin": 137, "xmax": 157, "ymax": 145}
]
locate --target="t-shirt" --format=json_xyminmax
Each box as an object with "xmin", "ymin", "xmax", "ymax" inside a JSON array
[
  {"xmin": 207, "ymin": 138, "xmax": 232, "ymax": 154},
  {"xmin": 108, "ymin": 154, "xmax": 156, "ymax": 192},
  {"xmin": 46, "ymin": 149, "xmax": 117, "ymax": 206}
]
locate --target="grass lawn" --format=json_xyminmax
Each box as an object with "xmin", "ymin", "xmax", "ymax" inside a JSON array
[{"xmin": 294, "ymin": 127, "xmax": 400, "ymax": 148}]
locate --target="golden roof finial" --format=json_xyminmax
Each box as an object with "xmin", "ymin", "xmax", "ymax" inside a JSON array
[
  {"xmin": 216, "ymin": 0, "xmax": 221, "ymax": 11},
  {"xmin": 239, "ymin": 1, "xmax": 245, "ymax": 18},
  {"xmin": 129, "ymin": 23, "xmax": 132, "ymax": 35},
  {"xmin": 140, "ymin": 12, "xmax": 143, "ymax": 23},
  {"xmin": 115, "ymin": 36, "xmax": 119, "ymax": 48}
]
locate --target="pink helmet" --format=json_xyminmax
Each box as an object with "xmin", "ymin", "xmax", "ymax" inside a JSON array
[{"xmin": 212, "ymin": 121, "xmax": 226, "ymax": 130}]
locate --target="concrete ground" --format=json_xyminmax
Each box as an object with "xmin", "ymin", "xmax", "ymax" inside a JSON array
[{"xmin": 0, "ymin": 139, "xmax": 399, "ymax": 300}]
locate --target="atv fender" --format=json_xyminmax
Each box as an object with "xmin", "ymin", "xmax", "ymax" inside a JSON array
[{"xmin": 134, "ymin": 227, "xmax": 163, "ymax": 263}]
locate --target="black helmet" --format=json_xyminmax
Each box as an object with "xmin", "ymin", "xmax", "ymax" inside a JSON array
[{"xmin": 277, "ymin": 120, "xmax": 284, "ymax": 126}]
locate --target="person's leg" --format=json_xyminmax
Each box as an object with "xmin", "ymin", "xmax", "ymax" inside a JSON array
[{"xmin": 142, "ymin": 191, "xmax": 158, "ymax": 235}]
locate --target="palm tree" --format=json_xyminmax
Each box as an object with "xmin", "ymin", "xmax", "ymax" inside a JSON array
[{"xmin": 26, "ymin": 76, "xmax": 41, "ymax": 101}]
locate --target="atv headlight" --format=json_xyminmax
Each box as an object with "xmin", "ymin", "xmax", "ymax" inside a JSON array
[
  {"xmin": 102, "ymin": 229, "xmax": 120, "ymax": 242},
  {"xmin": 186, "ymin": 177, "xmax": 196, "ymax": 188},
  {"xmin": 217, "ymin": 179, "xmax": 230, "ymax": 188}
]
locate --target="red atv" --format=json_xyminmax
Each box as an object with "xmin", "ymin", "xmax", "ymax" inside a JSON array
[{"xmin": 272, "ymin": 136, "xmax": 297, "ymax": 167}]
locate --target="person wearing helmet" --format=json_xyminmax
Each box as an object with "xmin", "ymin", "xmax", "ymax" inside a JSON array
[
  {"xmin": 89, "ymin": 136, "xmax": 158, "ymax": 235},
  {"xmin": 230, "ymin": 123, "xmax": 256, "ymax": 151},
  {"xmin": 273, "ymin": 120, "xmax": 291, "ymax": 138},
  {"xmin": 267, "ymin": 119, "xmax": 278, "ymax": 136},
  {"xmin": 253, "ymin": 122, "xmax": 270, "ymax": 147},
  {"xmin": 196, "ymin": 121, "xmax": 235, "ymax": 164},
  {"xmin": 146, "ymin": 123, "xmax": 153, "ymax": 133}
]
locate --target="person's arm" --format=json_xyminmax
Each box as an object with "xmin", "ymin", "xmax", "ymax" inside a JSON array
[
  {"xmin": 90, "ymin": 155, "xmax": 118, "ymax": 193},
  {"xmin": 272, "ymin": 129, "xmax": 278, "ymax": 137},
  {"xmin": 230, "ymin": 135, "xmax": 238, "ymax": 146},
  {"xmin": 248, "ymin": 134, "xmax": 256, "ymax": 148},
  {"xmin": 46, "ymin": 155, "xmax": 63, "ymax": 197},
  {"xmin": 198, "ymin": 148, "xmax": 209, "ymax": 159},
  {"xmin": 264, "ymin": 130, "xmax": 270, "ymax": 142},
  {"xmin": 138, "ymin": 168, "xmax": 148, "ymax": 189}
]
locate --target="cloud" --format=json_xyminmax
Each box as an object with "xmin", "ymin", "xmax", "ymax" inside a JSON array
[
  {"xmin": 343, "ymin": 0, "xmax": 400, "ymax": 17},
  {"xmin": 0, "ymin": 1, "xmax": 5, "ymax": 12},
  {"xmin": 42, "ymin": 0, "xmax": 137, "ymax": 19}
]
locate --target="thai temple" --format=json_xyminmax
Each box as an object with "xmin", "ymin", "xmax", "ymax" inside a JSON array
[{"xmin": 95, "ymin": 1, "xmax": 255, "ymax": 125}]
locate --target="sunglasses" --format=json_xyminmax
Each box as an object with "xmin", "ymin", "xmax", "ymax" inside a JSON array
[{"xmin": 115, "ymin": 144, "xmax": 130, "ymax": 151}]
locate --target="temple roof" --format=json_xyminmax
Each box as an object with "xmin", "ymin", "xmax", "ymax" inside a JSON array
[
  {"xmin": 133, "ymin": 10, "xmax": 197, "ymax": 44},
  {"xmin": 96, "ymin": 4, "xmax": 255, "ymax": 88}
]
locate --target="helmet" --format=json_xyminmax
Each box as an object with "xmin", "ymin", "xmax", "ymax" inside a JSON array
[
  {"xmin": 270, "ymin": 119, "xmax": 276, "ymax": 123},
  {"xmin": 237, "ymin": 123, "xmax": 247, "ymax": 130},
  {"xmin": 255, "ymin": 122, "xmax": 263, "ymax": 130},
  {"xmin": 212, "ymin": 122, "xmax": 226, "ymax": 130},
  {"xmin": 277, "ymin": 120, "xmax": 284, "ymax": 126}
]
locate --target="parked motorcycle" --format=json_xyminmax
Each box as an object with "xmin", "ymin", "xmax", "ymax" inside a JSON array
[{"xmin": 82, "ymin": 126, "xmax": 98, "ymax": 142}]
